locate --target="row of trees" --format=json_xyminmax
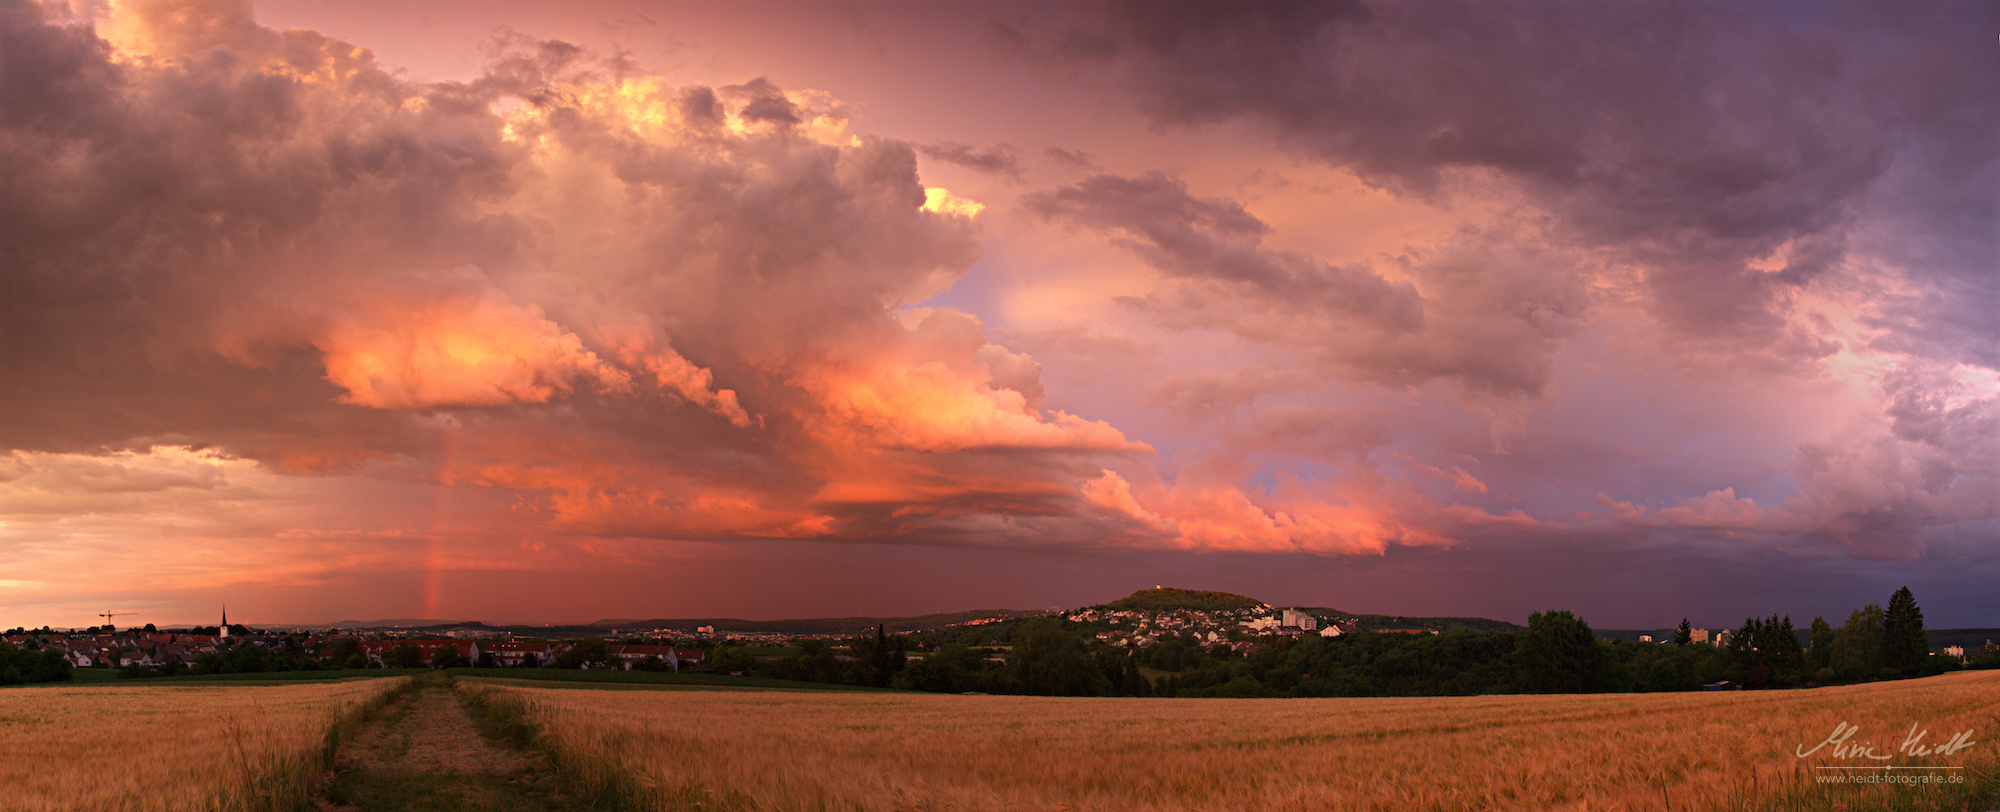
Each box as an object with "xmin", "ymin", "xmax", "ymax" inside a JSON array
[
  {"xmin": 121, "ymin": 635, "xmax": 328, "ymax": 677},
  {"xmin": 0, "ymin": 642, "xmax": 73, "ymax": 684},
  {"xmin": 755, "ymin": 619, "xmax": 1143, "ymax": 696},
  {"xmin": 764, "ymin": 625, "xmax": 910, "ymax": 687},
  {"xmin": 1695, "ymin": 586, "xmax": 1942, "ymax": 689},
  {"xmin": 1806, "ymin": 586, "xmax": 1932, "ymax": 681}
]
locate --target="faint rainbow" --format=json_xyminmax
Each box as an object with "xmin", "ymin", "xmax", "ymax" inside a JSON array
[{"xmin": 423, "ymin": 421, "xmax": 461, "ymax": 622}]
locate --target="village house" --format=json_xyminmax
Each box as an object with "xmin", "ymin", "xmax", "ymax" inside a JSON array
[
  {"xmin": 483, "ymin": 640, "xmax": 552, "ymax": 667},
  {"xmin": 609, "ymin": 644, "xmax": 705, "ymax": 671}
]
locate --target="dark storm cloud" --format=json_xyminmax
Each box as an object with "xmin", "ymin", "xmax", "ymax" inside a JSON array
[
  {"xmin": 997, "ymin": 0, "xmax": 1999, "ymax": 556},
  {"xmin": 1007, "ymin": 0, "xmax": 1998, "ymax": 359}
]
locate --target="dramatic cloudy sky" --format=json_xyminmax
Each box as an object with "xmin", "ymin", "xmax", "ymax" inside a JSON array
[{"xmin": 3, "ymin": 0, "xmax": 1994, "ymax": 629}]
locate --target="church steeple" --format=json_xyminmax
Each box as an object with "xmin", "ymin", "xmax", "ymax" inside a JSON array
[{"xmin": 221, "ymin": 604, "xmax": 229, "ymax": 639}]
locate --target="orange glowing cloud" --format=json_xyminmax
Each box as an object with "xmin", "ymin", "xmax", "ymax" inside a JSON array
[
  {"xmin": 602, "ymin": 333, "xmax": 753, "ymax": 428},
  {"xmin": 1653, "ymin": 487, "xmax": 1772, "ymax": 530},
  {"xmin": 800, "ymin": 360, "xmax": 1138, "ymax": 454},
  {"xmin": 789, "ymin": 309, "xmax": 1145, "ymax": 455},
  {"xmin": 310, "ymin": 269, "xmax": 631, "ymax": 410},
  {"xmin": 1081, "ymin": 468, "xmax": 1455, "ymax": 555}
]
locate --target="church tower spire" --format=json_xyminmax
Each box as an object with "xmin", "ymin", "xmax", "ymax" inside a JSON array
[{"xmin": 221, "ymin": 604, "xmax": 230, "ymax": 639}]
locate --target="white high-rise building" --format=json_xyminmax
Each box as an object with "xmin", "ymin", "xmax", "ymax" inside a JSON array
[{"xmin": 1280, "ymin": 609, "xmax": 1316, "ymax": 630}]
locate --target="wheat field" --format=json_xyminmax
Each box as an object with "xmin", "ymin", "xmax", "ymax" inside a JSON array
[
  {"xmin": 479, "ymin": 670, "xmax": 2000, "ymax": 812},
  {"xmin": 0, "ymin": 678, "xmax": 402, "ymax": 812}
]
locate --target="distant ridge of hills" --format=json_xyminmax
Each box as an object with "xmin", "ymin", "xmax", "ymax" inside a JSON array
[
  {"xmin": 323, "ymin": 618, "xmax": 476, "ymax": 629},
  {"xmin": 175, "ymin": 619, "xmax": 477, "ymax": 631},
  {"xmin": 255, "ymin": 610, "xmax": 1046, "ymax": 636},
  {"xmin": 241, "ymin": 610, "xmax": 1045, "ymax": 636},
  {"xmin": 589, "ymin": 609, "xmax": 1048, "ymax": 635}
]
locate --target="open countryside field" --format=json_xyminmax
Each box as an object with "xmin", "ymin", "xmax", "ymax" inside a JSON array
[
  {"xmin": 0, "ymin": 678, "xmax": 402, "ymax": 811},
  {"xmin": 478, "ymin": 670, "xmax": 2000, "ymax": 812}
]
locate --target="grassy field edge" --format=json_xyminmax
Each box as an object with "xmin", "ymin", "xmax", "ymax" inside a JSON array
[
  {"xmin": 454, "ymin": 678, "xmax": 647, "ymax": 810},
  {"xmin": 207, "ymin": 675, "xmax": 416, "ymax": 812}
]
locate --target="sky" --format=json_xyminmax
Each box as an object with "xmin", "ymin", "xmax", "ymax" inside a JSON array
[{"xmin": 2, "ymin": 0, "xmax": 1995, "ymax": 630}]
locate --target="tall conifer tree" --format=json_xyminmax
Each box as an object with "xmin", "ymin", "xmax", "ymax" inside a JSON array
[{"xmin": 1882, "ymin": 586, "xmax": 1927, "ymax": 676}]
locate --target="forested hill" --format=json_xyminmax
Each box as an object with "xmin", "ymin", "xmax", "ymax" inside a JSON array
[{"xmin": 1103, "ymin": 588, "xmax": 1264, "ymax": 612}]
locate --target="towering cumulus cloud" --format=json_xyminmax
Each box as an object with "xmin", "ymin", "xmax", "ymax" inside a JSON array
[{"xmin": 0, "ymin": 0, "xmax": 1156, "ymax": 558}]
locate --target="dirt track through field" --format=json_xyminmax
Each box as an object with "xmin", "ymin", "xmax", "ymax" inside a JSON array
[{"xmin": 317, "ymin": 682, "xmax": 573, "ymax": 811}]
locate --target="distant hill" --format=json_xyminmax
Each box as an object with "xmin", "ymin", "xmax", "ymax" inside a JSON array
[
  {"xmin": 246, "ymin": 611, "xmax": 1043, "ymax": 638},
  {"xmin": 1927, "ymin": 629, "xmax": 2000, "ymax": 652},
  {"xmin": 323, "ymin": 618, "xmax": 476, "ymax": 629},
  {"xmin": 1595, "ymin": 628, "xmax": 1686, "ymax": 644},
  {"xmin": 1592, "ymin": 628, "xmax": 2000, "ymax": 651},
  {"xmin": 1103, "ymin": 588, "xmax": 1264, "ymax": 612},
  {"xmin": 586, "ymin": 609, "xmax": 1047, "ymax": 636},
  {"xmin": 235, "ymin": 619, "xmax": 479, "ymax": 631}
]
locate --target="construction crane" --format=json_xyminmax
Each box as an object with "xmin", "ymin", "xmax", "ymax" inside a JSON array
[{"xmin": 98, "ymin": 610, "xmax": 134, "ymax": 627}]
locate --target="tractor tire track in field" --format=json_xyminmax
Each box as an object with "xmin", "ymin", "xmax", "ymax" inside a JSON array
[{"xmin": 317, "ymin": 680, "xmax": 579, "ymax": 811}]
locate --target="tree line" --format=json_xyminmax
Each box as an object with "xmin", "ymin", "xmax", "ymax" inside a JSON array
[{"xmin": 0, "ymin": 642, "xmax": 73, "ymax": 684}]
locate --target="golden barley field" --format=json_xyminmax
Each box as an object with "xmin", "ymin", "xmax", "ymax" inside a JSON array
[
  {"xmin": 478, "ymin": 670, "xmax": 2000, "ymax": 812},
  {"xmin": 0, "ymin": 678, "xmax": 402, "ymax": 812}
]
